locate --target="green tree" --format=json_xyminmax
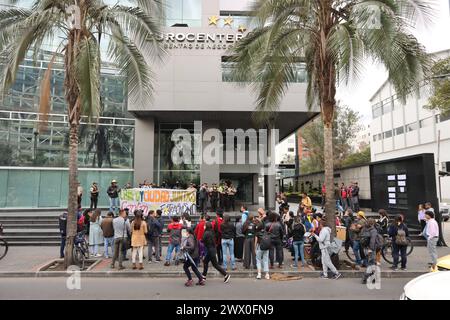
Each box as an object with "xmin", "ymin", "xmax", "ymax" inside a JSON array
[
  {"xmin": 427, "ymin": 56, "xmax": 450, "ymax": 116},
  {"xmin": 301, "ymin": 105, "xmax": 362, "ymax": 173},
  {"xmin": 0, "ymin": 0, "xmax": 163, "ymax": 267},
  {"xmin": 229, "ymin": 0, "xmax": 431, "ymax": 235},
  {"xmin": 342, "ymin": 146, "xmax": 371, "ymax": 167}
]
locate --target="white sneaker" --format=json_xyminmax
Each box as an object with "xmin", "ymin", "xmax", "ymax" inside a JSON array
[
  {"xmin": 256, "ymin": 273, "xmax": 262, "ymax": 280},
  {"xmin": 95, "ymin": 254, "xmax": 102, "ymax": 257},
  {"xmin": 265, "ymin": 273, "xmax": 270, "ymax": 280}
]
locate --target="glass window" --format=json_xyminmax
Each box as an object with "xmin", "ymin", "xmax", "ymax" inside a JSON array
[
  {"xmin": 382, "ymin": 100, "xmax": 392, "ymax": 114},
  {"xmin": 165, "ymin": 0, "xmax": 201, "ymax": 26},
  {"xmin": 395, "ymin": 126, "xmax": 404, "ymax": 135},
  {"xmin": 419, "ymin": 117, "xmax": 434, "ymax": 128},
  {"xmin": 383, "ymin": 130, "xmax": 393, "ymax": 139},
  {"xmin": 372, "ymin": 103, "xmax": 382, "ymax": 118},
  {"xmin": 288, "ymin": 148, "xmax": 295, "ymax": 152},
  {"xmin": 406, "ymin": 122, "xmax": 418, "ymax": 132}
]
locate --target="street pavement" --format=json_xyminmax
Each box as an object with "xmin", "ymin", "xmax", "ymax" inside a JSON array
[{"xmin": 0, "ymin": 277, "xmax": 410, "ymax": 300}]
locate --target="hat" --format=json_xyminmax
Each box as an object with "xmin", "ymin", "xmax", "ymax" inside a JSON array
[
  {"xmin": 357, "ymin": 211, "xmax": 366, "ymax": 218},
  {"xmin": 111, "ymin": 179, "xmax": 117, "ymax": 183}
]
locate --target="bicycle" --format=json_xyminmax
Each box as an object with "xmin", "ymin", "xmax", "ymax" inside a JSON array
[
  {"xmin": 73, "ymin": 230, "xmax": 90, "ymax": 269},
  {"xmin": 0, "ymin": 224, "xmax": 8, "ymax": 261},
  {"xmin": 381, "ymin": 235, "xmax": 414, "ymax": 264}
]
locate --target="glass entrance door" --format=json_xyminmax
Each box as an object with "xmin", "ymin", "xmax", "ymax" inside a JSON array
[{"xmin": 219, "ymin": 173, "xmax": 254, "ymax": 203}]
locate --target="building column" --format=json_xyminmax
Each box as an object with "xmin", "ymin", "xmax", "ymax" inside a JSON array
[
  {"xmin": 264, "ymin": 126, "xmax": 276, "ymax": 210},
  {"xmin": 134, "ymin": 117, "xmax": 155, "ymax": 185}
]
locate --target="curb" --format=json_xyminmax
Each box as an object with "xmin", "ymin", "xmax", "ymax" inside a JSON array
[{"xmin": 0, "ymin": 270, "xmax": 426, "ymax": 279}]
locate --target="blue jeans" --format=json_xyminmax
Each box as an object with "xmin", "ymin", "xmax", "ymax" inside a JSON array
[
  {"xmin": 292, "ymin": 240, "xmax": 306, "ymax": 266},
  {"xmin": 352, "ymin": 240, "xmax": 362, "ymax": 265},
  {"xmin": 104, "ymin": 237, "xmax": 114, "ymax": 258},
  {"xmin": 165, "ymin": 243, "xmax": 180, "ymax": 262},
  {"xmin": 221, "ymin": 238, "xmax": 236, "ymax": 269},
  {"xmin": 109, "ymin": 197, "xmax": 119, "ymax": 214},
  {"xmin": 256, "ymin": 245, "xmax": 269, "ymax": 272}
]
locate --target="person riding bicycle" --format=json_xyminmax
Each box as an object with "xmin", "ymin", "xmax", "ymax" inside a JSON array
[{"xmin": 388, "ymin": 215, "xmax": 409, "ymax": 271}]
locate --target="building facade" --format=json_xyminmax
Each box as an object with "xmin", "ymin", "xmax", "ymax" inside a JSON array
[
  {"xmin": 369, "ymin": 49, "xmax": 450, "ymax": 202},
  {"xmin": 0, "ymin": 0, "xmax": 316, "ymax": 208}
]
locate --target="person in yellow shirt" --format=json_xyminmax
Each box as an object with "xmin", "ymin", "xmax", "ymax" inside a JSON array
[{"xmin": 300, "ymin": 192, "xmax": 312, "ymax": 214}]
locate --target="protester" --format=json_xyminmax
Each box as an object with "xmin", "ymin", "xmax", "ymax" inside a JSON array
[
  {"xmin": 255, "ymin": 215, "xmax": 270, "ymax": 280},
  {"xmin": 165, "ymin": 216, "xmax": 183, "ymax": 266},
  {"xmin": 424, "ymin": 211, "xmax": 440, "ymax": 272},
  {"xmin": 299, "ymin": 192, "xmax": 312, "ymax": 214},
  {"xmin": 227, "ymin": 184, "xmax": 237, "ymax": 211},
  {"xmin": 89, "ymin": 209, "xmax": 104, "ymax": 257},
  {"xmin": 221, "ymin": 215, "xmax": 237, "ymax": 271},
  {"xmin": 234, "ymin": 216, "xmax": 245, "ymax": 262},
  {"xmin": 58, "ymin": 210, "xmax": 67, "ymax": 258},
  {"xmin": 111, "ymin": 209, "xmax": 131, "ymax": 270},
  {"xmin": 240, "ymin": 206, "xmax": 249, "ymax": 224},
  {"xmin": 182, "ymin": 227, "xmax": 205, "ymax": 286},
  {"xmin": 266, "ymin": 212, "xmax": 284, "ymax": 269},
  {"xmin": 377, "ymin": 209, "xmax": 389, "ymax": 235},
  {"xmin": 340, "ymin": 183, "xmax": 349, "ymax": 210},
  {"xmin": 289, "ymin": 216, "xmax": 307, "ymax": 268},
  {"xmin": 101, "ymin": 211, "xmax": 115, "ymax": 259},
  {"xmin": 424, "ymin": 202, "xmax": 435, "ymax": 213},
  {"xmin": 312, "ymin": 219, "xmax": 341, "ymax": 279},
  {"xmin": 77, "ymin": 182, "xmax": 83, "ymax": 208},
  {"xmin": 88, "ymin": 182, "xmax": 99, "ymax": 210},
  {"xmin": 202, "ymin": 222, "xmax": 230, "ymax": 283},
  {"xmin": 242, "ymin": 214, "xmax": 257, "ymax": 269},
  {"xmin": 350, "ymin": 211, "xmax": 367, "ymax": 267},
  {"xmin": 351, "ymin": 182, "xmax": 360, "ymax": 212},
  {"xmin": 130, "ymin": 210, "xmax": 147, "ymax": 270},
  {"xmin": 194, "ymin": 214, "xmax": 207, "ymax": 262},
  {"xmin": 361, "ymin": 218, "xmax": 383, "ymax": 284},
  {"xmin": 388, "ymin": 215, "xmax": 409, "ymax": 271},
  {"xmin": 107, "ymin": 180, "xmax": 121, "ymax": 214},
  {"xmin": 212, "ymin": 210, "xmax": 224, "ymax": 265},
  {"xmin": 418, "ymin": 204, "xmax": 426, "ymax": 236},
  {"xmin": 147, "ymin": 210, "xmax": 162, "ymax": 263},
  {"xmin": 122, "ymin": 209, "xmax": 130, "ymax": 260}
]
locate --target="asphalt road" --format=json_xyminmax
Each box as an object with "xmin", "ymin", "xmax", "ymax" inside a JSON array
[{"xmin": 0, "ymin": 277, "xmax": 411, "ymax": 300}]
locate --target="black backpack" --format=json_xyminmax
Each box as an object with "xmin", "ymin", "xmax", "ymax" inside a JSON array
[{"xmin": 259, "ymin": 223, "xmax": 274, "ymax": 251}]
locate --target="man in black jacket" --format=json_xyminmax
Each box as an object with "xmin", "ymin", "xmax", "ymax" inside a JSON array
[
  {"xmin": 266, "ymin": 212, "xmax": 285, "ymax": 269},
  {"xmin": 351, "ymin": 182, "xmax": 360, "ymax": 212},
  {"xmin": 147, "ymin": 210, "xmax": 162, "ymax": 263},
  {"xmin": 221, "ymin": 215, "xmax": 237, "ymax": 270},
  {"xmin": 58, "ymin": 211, "xmax": 67, "ymax": 258}
]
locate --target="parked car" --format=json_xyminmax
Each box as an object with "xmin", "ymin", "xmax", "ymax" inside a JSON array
[
  {"xmin": 440, "ymin": 203, "xmax": 449, "ymax": 222},
  {"xmin": 400, "ymin": 271, "xmax": 450, "ymax": 300},
  {"xmin": 437, "ymin": 255, "xmax": 450, "ymax": 271}
]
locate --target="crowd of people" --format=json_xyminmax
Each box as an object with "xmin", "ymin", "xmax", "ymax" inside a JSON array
[
  {"xmin": 75, "ymin": 179, "xmax": 239, "ymax": 215},
  {"xmin": 60, "ymin": 181, "xmax": 442, "ymax": 287}
]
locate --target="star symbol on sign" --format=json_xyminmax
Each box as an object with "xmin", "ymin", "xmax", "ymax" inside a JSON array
[
  {"xmin": 238, "ymin": 25, "xmax": 247, "ymax": 33},
  {"xmin": 208, "ymin": 15, "xmax": 220, "ymax": 26},
  {"xmin": 224, "ymin": 16, "xmax": 233, "ymax": 27}
]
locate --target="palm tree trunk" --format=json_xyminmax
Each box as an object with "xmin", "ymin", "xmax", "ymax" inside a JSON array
[
  {"xmin": 64, "ymin": 122, "xmax": 79, "ymax": 268},
  {"xmin": 323, "ymin": 119, "xmax": 335, "ymax": 236}
]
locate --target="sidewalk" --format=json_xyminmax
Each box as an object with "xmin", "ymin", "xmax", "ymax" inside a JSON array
[{"xmin": 1, "ymin": 245, "xmax": 449, "ymax": 278}]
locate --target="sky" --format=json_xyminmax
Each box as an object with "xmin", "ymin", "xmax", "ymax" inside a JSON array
[{"xmin": 336, "ymin": 0, "xmax": 450, "ymax": 126}]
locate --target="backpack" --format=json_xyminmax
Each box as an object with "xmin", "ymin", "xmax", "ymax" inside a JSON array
[
  {"xmin": 169, "ymin": 224, "xmax": 182, "ymax": 246},
  {"xmin": 375, "ymin": 233, "xmax": 385, "ymax": 249},
  {"xmin": 77, "ymin": 215, "xmax": 85, "ymax": 232},
  {"xmin": 259, "ymin": 223, "xmax": 274, "ymax": 251},
  {"xmin": 395, "ymin": 228, "xmax": 408, "ymax": 246}
]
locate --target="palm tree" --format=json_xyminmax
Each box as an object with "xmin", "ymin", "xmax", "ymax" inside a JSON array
[
  {"xmin": 229, "ymin": 0, "xmax": 433, "ymax": 235},
  {"xmin": 0, "ymin": 0, "xmax": 163, "ymax": 267}
]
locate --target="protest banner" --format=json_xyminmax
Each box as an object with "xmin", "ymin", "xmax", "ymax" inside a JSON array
[{"xmin": 119, "ymin": 188, "xmax": 197, "ymax": 216}]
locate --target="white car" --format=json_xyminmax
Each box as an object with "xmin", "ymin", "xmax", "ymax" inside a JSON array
[{"xmin": 400, "ymin": 272, "xmax": 450, "ymax": 300}]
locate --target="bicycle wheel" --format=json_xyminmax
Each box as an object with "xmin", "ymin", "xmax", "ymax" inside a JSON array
[
  {"xmin": 0, "ymin": 239, "xmax": 8, "ymax": 260},
  {"xmin": 73, "ymin": 246, "xmax": 84, "ymax": 267},
  {"xmin": 345, "ymin": 248, "xmax": 357, "ymax": 263},
  {"xmin": 406, "ymin": 239, "xmax": 414, "ymax": 256},
  {"xmin": 381, "ymin": 244, "xmax": 394, "ymax": 264}
]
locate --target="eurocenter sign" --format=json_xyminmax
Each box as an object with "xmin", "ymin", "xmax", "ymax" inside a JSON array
[{"xmin": 156, "ymin": 32, "xmax": 245, "ymax": 50}]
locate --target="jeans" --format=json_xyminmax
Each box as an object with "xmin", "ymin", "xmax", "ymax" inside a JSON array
[
  {"xmin": 256, "ymin": 245, "xmax": 269, "ymax": 273},
  {"xmin": 269, "ymin": 239, "xmax": 284, "ymax": 266},
  {"xmin": 427, "ymin": 237, "xmax": 438, "ymax": 265},
  {"xmin": 104, "ymin": 237, "xmax": 114, "ymax": 258},
  {"xmin": 336, "ymin": 200, "xmax": 344, "ymax": 213},
  {"xmin": 221, "ymin": 238, "xmax": 236, "ymax": 269},
  {"xmin": 165, "ymin": 243, "xmax": 180, "ymax": 262},
  {"xmin": 112, "ymin": 238, "xmax": 126, "ymax": 267},
  {"xmin": 90, "ymin": 196, "xmax": 98, "ymax": 209},
  {"xmin": 352, "ymin": 196, "xmax": 360, "ymax": 212},
  {"xmin": 352, "ymin": 240, "xmax": 363, "ymax": 265},
  {"xmin": 60, "ymin": 235, "xmax": 66, "ymax": 258},
  {"xmin": 109, "ymin": 197, "xmax": 119, "ymax": 214},
  {"xmin": 147, "ymin": 236, "xmax": 161, "ymax": 261},
  {"xmin": 392, "ymin": 243, "xmax": 407, "ymax": 268},
  {"xmin": 292, "ymin": 240, "xmax": 306, "ymax": 266},
  {"xmin": 132, "ymin": 246, "xmax": 144, "ymax": 264},
  {"xmin": 363, "ymin": 250, "xmax": 376, "ymax": 281}
]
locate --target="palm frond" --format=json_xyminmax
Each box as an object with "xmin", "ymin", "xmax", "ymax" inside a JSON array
[
  {"xmin": 38, "ymin": 53, "xmax": 56, "ymax": 133},
  {"xmin": 75, "ymin": 36, "xmax": 101, "ymax": 121}
]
